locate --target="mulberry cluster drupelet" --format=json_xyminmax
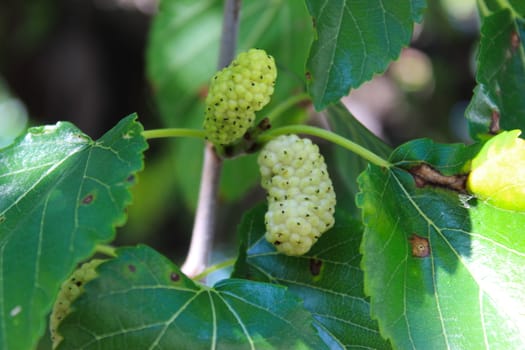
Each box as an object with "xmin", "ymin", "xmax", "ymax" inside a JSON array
[
  {"xmin": 204, "ymin": 48, "xmax": 277, "ymax": 145},
  {"xmin": 258, "ymin": 134, "xmax": 336, "ymax": 255},
  {"xmin": 50, "ymin": 259, "xmax": 104, "ymax": 349}
]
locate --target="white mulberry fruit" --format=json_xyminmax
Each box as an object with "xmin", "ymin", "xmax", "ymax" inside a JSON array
[
  {"xmin": 204, "ymin": 48, "xmax": 277, "ymax": 145},
  {"xmin": 258, "ymin": 134, "xmax": 336, "ymax": 255},
  {"xmin": 50, "ymin": 259, "xmax": 104, "ymax": 349}
]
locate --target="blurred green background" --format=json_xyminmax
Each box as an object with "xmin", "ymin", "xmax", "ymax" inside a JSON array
[{"xmin": 0, "ymin": 0, "xmax": 479, "ymax": 264}]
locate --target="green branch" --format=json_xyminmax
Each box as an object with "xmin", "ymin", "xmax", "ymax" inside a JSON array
[
  {"xmin": 258, "ymin": 125, "xmax": 392, "ymax": 168},
  {"xmin": 142, "ymin": 128, "xmax": 207, "ymax": 140}
]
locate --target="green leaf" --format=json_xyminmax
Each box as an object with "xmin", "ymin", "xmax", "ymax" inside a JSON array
[
  {"xmin": 58, "ymin": 245, "xmax": 329, "ymax": 349},
  {"xmin": 232, "ymin": 204, "xmax": 391, "ymax": 349},
  {"xmin": 0, "ymin": 115, "xmax": 147, "ymax": 350},
  {"xmin": 466, "ymin": 9, "xmax": 525, "ymax": 140},
  {"xmin": 357, "ymin": 138, "xmax": 525, "ymax": 348},
  {"xmin": 327, "ymin": 103, "xmax": 392, "ymax": 215},
  {"xmin": 305, "ymin": 0, "xmax": 425, "ymax": 110}
]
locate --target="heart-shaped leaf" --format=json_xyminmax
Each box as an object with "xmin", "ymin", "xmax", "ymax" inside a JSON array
[
  {"xmin": 0, "ymin": 115, "xmax": 147, "ymax": 350},
  {"xmin": 57, "ymin": 245, "xmax": 328, "ymax": 349},
  {"xmin": 357, "ymin": 138, "xmax": 525, "ymax": 348},
  {"xmin": 305, "ymin": 0, "xmax": 426, "ymax": 109}
]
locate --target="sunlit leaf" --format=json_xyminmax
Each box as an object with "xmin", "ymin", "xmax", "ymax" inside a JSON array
[{"xmin": 357, "ymin": 138, "xmax": 525, "ymax": 348}]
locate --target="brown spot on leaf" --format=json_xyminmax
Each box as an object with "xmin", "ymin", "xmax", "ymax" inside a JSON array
[
  {"xmin": 82, "ymin": 194, "xmax": 94, "ymax": 205},
  {"xmin": 490, "ymin": 110, "xmax": 500, "ymax": 134},
  {"xmin": 128, "ymin": 264, "xmax": 136, "ymax": 272},
  {"xmin": 305, "ymin": 71, "xmax": 312, "ymax": 81},
  {"xmin": 409, "ymin": 234, "xmax": 430, "ymax": 258},
  {"xmin": 170, "ymin": 272, "xmax": 180, "ymax": 282},
  {"xmin": 409, "ymin": 163, "xmax": 467, "ymax": 193},
  {"xmin": 511, "ymin": 31, "xmax": 520, "ymax": 51},
  {"xmin": 309, "ymin": 258, "xmax": 323, "ymax": 276}
]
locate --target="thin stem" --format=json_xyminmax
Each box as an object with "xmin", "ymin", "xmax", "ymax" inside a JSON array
[
  {"xmin": 266, "ymin": 92, "xmax": 310, "ymax": 123},
  {"xmin": 142, "ymin": 128, "xmax": 207, "ymax": 140},
  {"xmin": 259, "ymin": 125, "xmax": 392, "ymax": 168},
  {"xmin": 192, "ymin": 257, "xmax": 236, "ymax": 281},
  {"xmin": 181, "ymin": 0, "xmax": 241, "ymax": 278},
  {"xmin": 95, "ymin": 244, "xmax": 117, "ymax": 258}
]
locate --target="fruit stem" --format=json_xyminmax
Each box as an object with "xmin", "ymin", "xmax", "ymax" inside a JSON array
[
  {"xmin": 259, "ymin": 125, "xmax": 392, "ymax": 168},
  {"xmin": 142, "ymin": 128, "xmax": 207, "ymax": 140},
  {"xmin": 192, "ymin": 257, "xmax": 236, "ymax": 282},
  {"xmin": 266, "ymin": 92, "xmax": 311, "ymax": 123}
]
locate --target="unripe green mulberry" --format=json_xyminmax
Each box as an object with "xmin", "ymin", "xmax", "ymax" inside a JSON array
[
  {"xmin": 204, "ymin": 48, "xmax": 277, "ymax": 145},
  {"xmin": 258, "ymin": 134, "xmax": 336, "ymax": 255},
  {"xmin": 50, "ymin": 259, "xmax": 104, "ymax": 349}
]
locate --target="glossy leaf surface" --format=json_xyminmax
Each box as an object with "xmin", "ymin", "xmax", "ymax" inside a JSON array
[
  {"xmin": 58, "ymin": 245, "xmax": 328, "ymax": 349},
  {"xmin": 0, "ymin": 115, "xmax": 146, "ymax": 350},
  {"xmin": 305, "ymin": 0, "xmax": 425, "ymax": 109}
]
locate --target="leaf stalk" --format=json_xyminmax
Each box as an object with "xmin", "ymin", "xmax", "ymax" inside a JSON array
[{"xmin": 258, "ymin": 125, "xmax": 392, "ymax": 168}]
